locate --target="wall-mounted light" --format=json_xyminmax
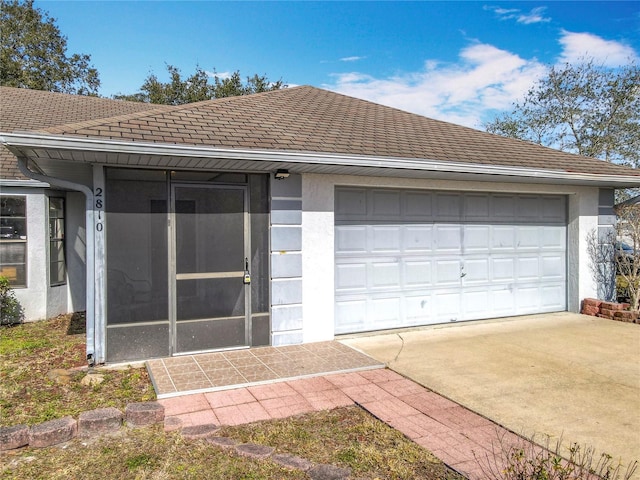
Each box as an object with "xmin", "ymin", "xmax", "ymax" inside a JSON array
[{"xmin": 274, "ymin": 169, "xmax": 290, "ymax": 180}]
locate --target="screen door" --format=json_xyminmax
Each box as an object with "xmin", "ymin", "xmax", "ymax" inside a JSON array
[{"xmin": 172, "ymin": 184, "xmax": 250, "ymax": 353}]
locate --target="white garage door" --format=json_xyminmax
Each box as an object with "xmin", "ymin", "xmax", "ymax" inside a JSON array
[{"xmin": 334, "ymin": 187, "xmax": 567, "ymax": 334}]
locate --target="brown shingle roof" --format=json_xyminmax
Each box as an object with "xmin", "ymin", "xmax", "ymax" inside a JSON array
[
  {"xmin": 0, "ymin": 86, "xmax": 166, "ymax": 180},
  {"xmin": 3, "ymin": 85, "xmax": 639, "ymax": 179}
]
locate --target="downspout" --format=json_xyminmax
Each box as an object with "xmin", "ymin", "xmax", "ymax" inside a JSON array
[{"xmin": 17, "ymin": 156, "xmax": 97, "ymax": 366}]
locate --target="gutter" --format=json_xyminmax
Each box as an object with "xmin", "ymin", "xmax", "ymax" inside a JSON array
[
  {"xmin": 3, "ymin": 132, "xmax": 640, "ymax": 187},
  {"xmin": 17, "ymin": 156, "xmax": 98, "ymax": 366},
  {"xmin": 0, "ymin": 179, "xmax": 50, "ymax": 188}
]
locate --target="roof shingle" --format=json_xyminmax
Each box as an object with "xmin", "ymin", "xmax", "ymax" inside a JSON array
[
  {"xmin": 2, "ymin": 85, "xmax": 639, "ymax": 179},
  {"xmin": 0, "ymin": 86, "xmax": 165, "ymax": 180}
]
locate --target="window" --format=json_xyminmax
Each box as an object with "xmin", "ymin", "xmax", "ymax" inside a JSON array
[
  {"xmin": 0, "ymin": 196, "xmax": 27, "ymax": 287},
  {"xmin": 49, "ymin": 197, "xmax": 66, "ymax": 286}
]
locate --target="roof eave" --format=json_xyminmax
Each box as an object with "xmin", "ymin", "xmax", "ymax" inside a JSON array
[{"xmin": 3, "ymin": 132, "xmax": 640, "ymax": 188}]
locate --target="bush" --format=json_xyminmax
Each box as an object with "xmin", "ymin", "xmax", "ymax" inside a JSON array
[
  {"xmin": 0, "ymin": 276, "xmax": 24, "ymax": 326},
  {"xmin": 475, "ymin": 430, "xmax": 638, "ymax": 480}
]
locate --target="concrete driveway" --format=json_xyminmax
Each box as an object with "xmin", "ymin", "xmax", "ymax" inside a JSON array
[{"xmin": 342, "ymin": 312, "xmax": 640, "ymax": 475}]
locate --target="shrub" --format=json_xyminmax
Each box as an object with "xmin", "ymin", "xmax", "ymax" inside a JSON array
[
  {"xmin": 0, "ymin": 275, "xmax": 24, "ymax": 326},
  {"xmin": 475, "ymin": 430, "xmax": 638, "ymax": 480}
]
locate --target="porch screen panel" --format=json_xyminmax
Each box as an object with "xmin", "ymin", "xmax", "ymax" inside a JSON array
[
  {"xmin": 105, "ymin": 169, "xmax": 169, "ymax": 361},
  {"xmin": 249, "ymin": 174, "xmax": 270, "ymax": 346}
]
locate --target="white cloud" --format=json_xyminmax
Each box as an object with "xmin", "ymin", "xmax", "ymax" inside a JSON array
[
  {"xmin": 322, "ymin": 29, "xmax": 638, "ymax": 129},
  {"xmin": 516, "ymin": 7, "xmax": 551, "ymax": 24},
  {"xmin": 558, "ymin": 30, "xmax": 639, "ymax": 66},
  {"xmin": 340, "ymin": 56, "xmax": 366, "ymax": 62},
  {"xmin": 324, "ymin": 43, "xmax": 546, "ymax": 128},
  {"xmin": 205, "ymin": 70, "xmax": 232, "ymax": 79},
  {"xmin": 484, "ymin": 5, "xmax": 551, "ymax": 24}
]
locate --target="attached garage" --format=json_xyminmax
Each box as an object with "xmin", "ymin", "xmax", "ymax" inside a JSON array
[{"xmin": 335, "ymin": 187, "xmax": 567, "ymax": 334}]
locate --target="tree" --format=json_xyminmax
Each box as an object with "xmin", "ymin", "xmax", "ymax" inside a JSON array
[
  {"xmin": 613, "ymin": 203, "xmax": 640, "ymax": 311},
  {"xmin": 0, "ymin": 0, "xmax": 100, "ymax": 95},
  {"xmin": 114, "ymin": 65, "xmax": 285, "ymax": 105},
  {"xmin": 485, "ymin": 60, "xmax": 640, "ymax": 169}
]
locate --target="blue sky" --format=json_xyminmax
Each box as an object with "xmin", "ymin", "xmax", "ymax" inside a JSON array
[{"xmin": 38, "ymin": 1, "xmax": 639, "ymax": 128}]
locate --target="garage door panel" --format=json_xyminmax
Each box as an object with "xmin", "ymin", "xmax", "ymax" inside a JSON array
[
  {"xmin": 492, "ymin": 226, "xmax": 516, "ymax": 250},
  {"xmin": 404, "ymin": 226, "xmax": 433, "ymax": 252},
  {"xmin": 541, "ymin": 255, "xmax": 565, "ymax": 279},
  {"xmin": 517, "ymin": 196, "xmax": 542, "ymax": 220},
  {"xmin": 541, "ymin": 226, "xmax": 566, "ymax": 249},
  {"xmin": 335, "ymin": 263, "xmax": 368, "ymax": 291},
  {"xmin": 335, "ymin": 299, "xmax": 367, "ymax": 333},
  {"xmin": 335, "ymin": 188, "xmax": 367, "ymax": 218},
  {"xmin": 371, "ymin": 297, "xmax": 401, "ymax": 324},
  {"xmin": 463, "ymin": 258, "xmax": 490, "ymax": 283},
  {"xmin": 492, "ymin": 286, "xmax": 516, "ymax": 315},
  {"xmin": 405, "ymin": 294, "xmax": 433, "ymax": 323},
  {"xmin": 435, "ymin": 193, "xmax": 462, "ymax": 220},
  {"xmin": 464, "ymin": 194, "xmax": 490, "ymax": 221},
  {"xmin": 435, "ymin": 291, "xmax": 462, "ymax": 320},
  {"xmin": 435, "ymin": 225, "xmax": 462, "ymax": 251},
  {"xmin": 542, "ymin": 197, "xmax": 567, "ymax": 222},
  {"xmin": 517, "ymin": 226, "xmax": 541, "ymax": 248},
  {"xmin": 435, "ymin": 260, "xmax": 462, "ymax": 285},
  {"xmin": 372, "ymin": 226, "xmax": 401, "ymax": 252},
  {"xmin": 336, "ymin": 226, "xmax": 368, "ymax": 253},
  {"xmin": 492, "ymin": 257, "xmax": 516, "ymax": 282},
  {"xmin": 335, "ymin": 188, "xmax": 566, "ymax": 334},
  {"xmin": 491, "ymin": 195, "xmax": 516, "ymax": 220},
  {"xmin": 371, "ymin": 262, "xmax": 400, "ymax": 289},
  {"xmin": 464, "ymin": 225, "xmax": 491, "ymax": 252},
  {"xmin": 404, "ymin": 260, "xmax": 432, "ymax": 286},
  {"xmin": 372, "ymin": 190, "xmax": 401, "ymax": 218},
  {"xmin": 541, "ymin": 284, "xmax": 566, "ymax": 308},
  {"xmin": 517, "ymin": 257, "xmax": 540, "ymax": 280},
  {"xmin": 405, "ymin": 192, "xmax": 433, "ymax": 218},
  {"xmin": 515, "ymin": 285, "xmax": 540, "ymax": 311},
  {"xmin": 462, "ymin": 289, "xmax": 492, "ymax": 318}
]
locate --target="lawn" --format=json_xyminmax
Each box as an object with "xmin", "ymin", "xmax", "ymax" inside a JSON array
[
  {"xmin": 0, "ymin": 315, "xmax": 466, "ymax": 479},
  {"xmin": 0, "ymin": 313, "xmax": 154, "ymax": 427}
]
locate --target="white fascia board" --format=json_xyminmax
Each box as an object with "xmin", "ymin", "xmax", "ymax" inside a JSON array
[{"xmin": 3, "ymin": 131, "xmax": 640, "ymax": 187}]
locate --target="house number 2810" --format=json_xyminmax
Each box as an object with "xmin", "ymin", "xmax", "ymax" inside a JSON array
[{"xmin": 95, "ymin": 187, "xmax": 104, "ymax": 232}]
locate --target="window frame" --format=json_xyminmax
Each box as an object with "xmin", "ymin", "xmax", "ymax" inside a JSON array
[
  {"xmin": 48, "ymin": 196, "xmax": 66, "ymax": 287},
  {"xmin": 0, "ymin": 195, "xmax": 28, "ymax": 288}
]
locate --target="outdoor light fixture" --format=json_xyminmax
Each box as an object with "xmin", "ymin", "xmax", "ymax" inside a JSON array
[{"xmin": 274, "ymin": 169, "xmax": 290, "ymax": 180}]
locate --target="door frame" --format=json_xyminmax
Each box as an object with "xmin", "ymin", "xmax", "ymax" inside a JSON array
[{"xmin": 169, "ymin": 182, "xmax": 252, "ymax": 355}]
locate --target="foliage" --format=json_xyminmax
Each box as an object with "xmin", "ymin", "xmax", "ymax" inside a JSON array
[
  {"xmin": 587, "ymin": 203, "xmax": 640, "ymax": 309},
  {"xmin": 0, "ymin": 275, "xmax": 23, "ymax": 326},
  {"xmin": 476, "ymin": 430, "xmax": 638, "ymax": 480},
  {"xmin": 614, "ymin": 203, "xmax": 640, "ymax": 310},
  {"xmin": 0, "ymin": 0, "xmax": 100, "ymax": 95},
  {"xmin": 485, "ymin": 60, "xmax": 640, "ymax": 169},
  {"xmin": 113, "ymin": 65, "xmax": 285, "ymax": 105}
]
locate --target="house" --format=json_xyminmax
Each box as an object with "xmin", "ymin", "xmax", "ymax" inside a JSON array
[
  {"xmin": 1, "ymin": 85, "xmax": 639, "ymax": 365},
  {"xmin": 0, "ymin": 87, "xmax": 163, "ymax": 322}
]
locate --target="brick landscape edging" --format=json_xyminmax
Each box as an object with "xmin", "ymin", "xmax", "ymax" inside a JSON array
[
  {"xmin": 0, "ymin": 404, "xmax": 353, "ymax": 479},
  {"xmin": 581, "ymin": 298, "xmax": 639, "ymax": 323},
  {"xmin": 0, "ymin": 401, "xmax": 165, "ymax": 451}
]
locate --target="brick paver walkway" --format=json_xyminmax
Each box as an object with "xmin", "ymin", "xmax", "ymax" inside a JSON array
[{"xmin": 159, "ymin": 368, "xmax": 521, "ymax": 479}]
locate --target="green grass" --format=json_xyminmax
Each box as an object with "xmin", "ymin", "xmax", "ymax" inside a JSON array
[{"xmin": 0, "ymin": 314, "xmax": 155, "ymax": 426}]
